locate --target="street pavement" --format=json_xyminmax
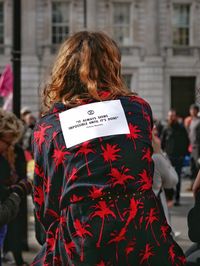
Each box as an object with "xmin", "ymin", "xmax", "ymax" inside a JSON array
[{"xmin": 2, "ymin": 179, "xmax": 195, "ymax": 265}]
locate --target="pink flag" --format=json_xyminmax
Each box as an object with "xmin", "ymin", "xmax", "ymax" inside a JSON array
[{"xmin": 0, "ymin": 64, "xmax": 13, "ymax": 97}]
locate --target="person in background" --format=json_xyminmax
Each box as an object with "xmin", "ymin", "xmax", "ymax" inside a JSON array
[
  {"xmin": 186, "ymin": 170, "xmax": 200, "ymax": 265},
  {"xmin": 0, "ymin": 109, "xmax": 31, "ymax": 266},
  {"xmin": 0, "ymin": 109, "xmax": 32, "ymax": 266},
  {"xmin": 161, "ymin": 109, "xmax": 189, "ymax": 206},
  {"xmin": 152, "ymin": 127, "xmax": 178, "ymax": 225},
  {"xmin": 0, "ymin": 181, "xmax": 32, "ymax": 266},
  {"xmin": 188, "ymin": 104, "xmax": 200, "ymax": 190},
  {"xmin": 32, "ymin": 31, "xmax": 186, "ymax": 265},
  {"xmin": 20, "ymin": 107, "xmax": 36, "ymax": 160},
  {"xmin": 153, "ymin": 117, "xmax": 164, "ymax": 138}
]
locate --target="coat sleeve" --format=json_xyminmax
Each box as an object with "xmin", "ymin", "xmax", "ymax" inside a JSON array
[
  {"xmin": 153, "ymin": 153, "xmax": 178, "ymax": 189},
  {"xmin": 0, "ymin": 193, "xmax": 21, "ymax": 227},
  {"xmin": 32, "ymin": 123, "xmax": 65, "ymax": 235}
]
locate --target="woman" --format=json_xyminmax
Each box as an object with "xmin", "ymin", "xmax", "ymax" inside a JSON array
[
  {"xmin": 152, "ymin": 129, "xmax": 178, "ymax": 225},
  {"xmin": 32, "ymin": 31, "xmax": 186, "ymax": 265},
  {"xmin": 0, "ymin": 109, "xmax": 29, "ymax": 266}
]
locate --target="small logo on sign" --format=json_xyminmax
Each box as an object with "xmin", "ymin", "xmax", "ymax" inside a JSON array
[{"xmin": 87, "ymin": 110, "xmax": 94, "ymax": 115}]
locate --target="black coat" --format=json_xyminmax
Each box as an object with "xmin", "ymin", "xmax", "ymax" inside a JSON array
[
  {"xmin": 188, "ymin": 191, "xmax": 200, "ymax": 243},
  {"xmin": 161, "ymin": 122, "xmax": 189, "ymax": 158},
  {"xmin": 32, "ymin": 96, "xmax": 186, "ymax": 265}
]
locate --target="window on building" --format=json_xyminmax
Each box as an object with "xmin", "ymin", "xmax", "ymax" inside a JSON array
[
  {"xmin": 0, "ymin": 2, "xmax": 4, "ymax": 53},
  {"xmin": 51, "ymin": 1, "xmax": 69, "ymax": 49},
  {"xmin": 113, "ymin": 2, "xmax": 131, "ymax": 46},
  {"xmin": 172, "ymin": 4, "xmax": 190, "ymax": 46}
]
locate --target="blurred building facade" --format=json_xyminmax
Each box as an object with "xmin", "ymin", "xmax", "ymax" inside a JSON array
[{"xmin": 0, "ymin": 0, "xmax": 200, "ymax": 118}]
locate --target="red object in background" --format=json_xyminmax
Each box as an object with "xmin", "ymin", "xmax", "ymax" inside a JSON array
[
  {"xmin": 24, "ymin": 150, "xmax": 33, "ymax": 161},
  {"xmin": 0, "ymin": 64, "xmax": 13, "ymax": 97}
]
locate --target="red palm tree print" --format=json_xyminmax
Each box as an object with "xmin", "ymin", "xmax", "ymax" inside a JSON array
[
  {"xmin": 70, "ymin": 194, "xmax": 84, "ymax": 203},
  {"xmin": 101, "ymin": 143, "xmax": 121, "ymax": 169},
  {"xmin": 75, "ymin": 141, "xmax": 95, "ymax": 176},
  {"xmin": 139, "ymin": 243, "xmax": 154, "ymax": 265},
  {"xmin": 168, "ymin": 244, "xmax": 176, "ymax": 264},
  {"xmin": 34, "ymin": 123, "xmax": 52, "ymax": 152},
  {"xmin": 108, "ymin": 228, "xmax": 126, "ymax": 261},
  {"xmin": 73, "ymin": 219, "xmax": 93, "ymax": 262},
  {"xmin": 137, "ymin": 170, "xmax": 152, "ymax": 191},
  {"xmin": 96, "ymin": 260, "xmax": 108, "ymax": 266},
  {"xmin": 177, "ymin": 255, "xmax": 186, "ymax": 264},
  {"xmin": 125, "ymin": 239, "xmax": 136, "ymax": 256},
  {"xmin": 64, "ymin": 240, "xmax": 76, "ymax": 259},
  {"xmin": 34, "ymin": 185, "xmax": 44, "ymax": 209},
  {"xmin": 68, "ymin": 167, "xmax": 78, "ymax": 182},
  {"xmin": 91, "ymin": 201, "xmax": 116, "ymax": 248},
  {"xmin": 126, "ymin": 123, "xmax": 142, "ymax": 150},
  {"xmin": 89, "ymin": 186, "xmax": 104, "ymax": 199},
  {"xmin": 123, "ymin": 198, "xmax": 143, "ymax": 230},
  {"xmin": 52, "ymin": 145, "xmax": 70, "ymax": 170},
  {"xmin": 35, "ymin": 163, "xmax": 44, "ymax": 178},
  {"xmin": 125, "ymin": 240, "xmax": 136, "ymax": 266},
  {"xmin": 46, "ymin": 231, "xmax": 56, "ymax": 254},
  {"xmin": 160, "ymin": 224, "xmax": 169, "ymax": 242},
  {"xmin": 142, "ymin": 148, "xmax": 152, "ymax": 171},
  {"xmin": 129, "ymin": 96, "xmax": 150, "ymax": 119},
  {"xmin": 107, "ymin": 166, "xmax": 135, "ymax": 189},
  {"xmin": 145, "ymin": 208, "xmax": 160, "ymax": 246}
]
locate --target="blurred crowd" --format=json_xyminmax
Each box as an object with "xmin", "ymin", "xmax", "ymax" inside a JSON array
[{"xmin": 0, "ymin": 102, "xmax": 200, "ymax": 265}]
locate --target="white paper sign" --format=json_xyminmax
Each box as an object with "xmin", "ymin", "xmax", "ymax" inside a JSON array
[{"xmin": 59, "ymin": 100, "xmax": 130, "ymax": 148}]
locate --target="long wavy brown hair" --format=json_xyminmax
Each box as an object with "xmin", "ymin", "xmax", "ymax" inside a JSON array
[
  {"xmin": 0, "ymin": 109, "xmax": 24, "ymax": 184},
  {"xmin": 42, "ymin": 31, "xmax": 132, "ymax": 112}
]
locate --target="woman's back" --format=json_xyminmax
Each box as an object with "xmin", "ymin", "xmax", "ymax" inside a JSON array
[{"xmin": 32, "ymin": 95, "xmax": 186, "ymax": 265}]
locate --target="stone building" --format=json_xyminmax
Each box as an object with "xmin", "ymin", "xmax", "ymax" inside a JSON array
[{"xmin": 0, "ymin": 0, "xmax": 200, "ymax": 119}]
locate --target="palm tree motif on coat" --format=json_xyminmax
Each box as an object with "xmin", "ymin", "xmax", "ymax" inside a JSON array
[
  {"xmin": 129, "ymin": 96, "xmax": 150, "ymax": 120},
  {"xmin": 52, "ymin": 139, "xmax": 71, "ymax": 170},
  {"xmin": 64, "ymin": 240, "xmax": 76, "ymax": 260},
  {"xmin": 101, "ymin": 143, "xmax": 121, "ymax": 170},
  {"xmin": 33, "ymin": 123, "xmax": 52, "ymax": 153},
  {"xmin": 67, "ymin": 167, "xmax": 79, "ymax": 182},
  {"xmin": 34, "ymin": 185, "xmax": 44, "ymax": 211},
  {"xmin": 168, "ymin": 244, "xmax": 186, "ymax": 265},
  {"xmin": 145, "ymin": 208, "xmax": 160, "ymax": 246},
  {"xmin": 122, "ymin": 198, "xmax": 143, "ymax": 231},
  {"xmin": 177, "ymin": 255, "xmax": 186, "ymax": 265},
  {"xmin": 125, "ymin": 239, "xmax": 136, "ymax": 265},
  {"xmin": 59, "ymin": 217, "xmax": 76, "ymax": 260},
  {"xmin": 35, "ymin": 163, "xmax": 44, "ymax": 178},
  {"xmin": 75, "ymin": 141, "xmax": 95, "ymax": 176},
  {"xmin": 46, "ymin": 228, "xmax": 59, "ymax": 256},
  {"xmin": 160, "ymin": 224, "xmax": 169, "ymax": 242},
  {"xmin": 130, "ymin": 96, "xmax": 152, "ymax": 141},
  {"xmin": 70, "ymin": 194, "xmax": 84, "ymax": 203},
  {"xmin": 34, "ymin": 163, "xmax": 45, "ymax": 210},
  {"xmin": 89, "ymin": 186, "xmax": 104, "ymax": 200},
  {"xmin": 143, "ymin": 112, "xmax": 152, "ymax": 140},
  {"xmin": 73, "ymin": 219, "xmax": 93, "ymax": 262},
  {"xmin": 107, "ymin": 166, "xmax": 135, "ymax": 190},
  {"xmin": 139, "ymin": 243, "xmax": 154, "ymax": 266},
  {"xmin": 96, "ymin": 260, "xmax": 109, "ymax": 266},
  {"xmin": 142, "ymin": 148, "xmax": 152, "ymax": 171},
  {"xmin": 126, "ymin": 123, "xmax": 142, "ymax": 150},
  {"xmin": 90, "ymin": 200, "xmax": 116, "ymax": 248},
  {"xmin": 108, "ymin": 227, "xmax": 127, "ymax": 262},
  {"xmin": 168, "ymin": 244, "xmax": 176, "ymax": 264},
  {"xmin": 137, "ymin": 170, "xmax": 152, "ymax": 191}
]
